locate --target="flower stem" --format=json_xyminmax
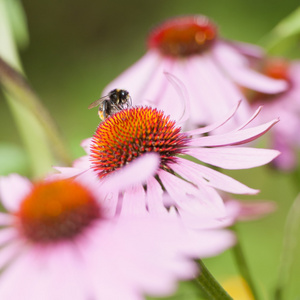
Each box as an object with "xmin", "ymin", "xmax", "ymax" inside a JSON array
[
  {"xmin": 195, "ymin": 259, "xmax": 233, "ymax": 300},
  {"xmin": 231, "ymin": 225, "xmax": 260, "ymax": 300},
  {"xmin": 273, "ymin": 193, "xmax": 300, "ymax": 300}
]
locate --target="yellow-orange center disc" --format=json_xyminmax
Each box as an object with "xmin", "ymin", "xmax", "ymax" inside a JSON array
[
  {"xmin": 17, "ymin": 179, "xmax": 100, "ymax": 243},
  {"xmin": 90, "ymin": 106, "xmax": 189, "ymax": 178}
]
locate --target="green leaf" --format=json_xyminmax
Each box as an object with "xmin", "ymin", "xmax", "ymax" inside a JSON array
[
  {"xmin": 274, "ymin": 193, "xmax": 300, "ymax": 299},
  {"xmin": 0, "ymin": 0, "xmax": 72, "ymax": 178},
  {"xmin": 4, "ymin": 0, "xmax": 29, "ymax": 50},
  {"xmin": 261, "ymin": 6, "xmax": 300, "ymax": 55}
]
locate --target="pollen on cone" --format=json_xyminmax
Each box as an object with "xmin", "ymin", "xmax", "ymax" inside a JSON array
[{"xmin": 90, "ymin": 106, "xmax": 189, "ymax": 178}]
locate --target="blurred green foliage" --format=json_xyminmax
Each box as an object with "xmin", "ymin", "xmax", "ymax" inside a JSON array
[{"xmin": 0, "ymin": 0, "xmax": 300, "ymax": 299}]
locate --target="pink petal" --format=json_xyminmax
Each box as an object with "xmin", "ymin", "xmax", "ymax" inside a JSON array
[
  {"xmin": 186, "ymin": 100, "xmax": 242, "ymax": 136},
  {"xmin": 174, "ymin": 157, "xmax": 258, "ymax": 194},
  {"xmin": 72, "ymin": 155, "xmax": 90, "ymax": 169},
  {"xmin": 228, "ymin": 40, "xmax": 264, "ymax": 58},
  {"xmin": 0, "ymin": 240, "xmax": 23, "ymax": 270},
  {"xmin": 184, "ymin": 147, "xmax": 280, "ymax": 170},
  {"xmin": 179, "ymin": 209, "xmax": 235, "ymax": 229},
  {"xmin": 0, "ymin": 174, "xmax": 32, "ymax": 212},
  {"xmin": 51, "ymin": 166, "xmax": 87, "ymax": 178},
  {"xmin": 185, "ymin": 229, "xmax": 236, "ymax": 258},
  {"xmin": 158, "ymin": 169, "xmax": 226, "ymax": 216},
  {"xmin": 169, "ymin": 161, "xmax": 229, "ymax": 209},
  {"xmin": 235, "ymin": 106, "xmax": 262, "ymax": 130},
  {"xmin": 83, "ymin": 217, "xmax": 200, "ymax": 298},
  {"xmin": 272, "ymin": 134, "xmax": 297, "ymax": 171},
  {"xmin": 39, "ymin": 244, "xmax": 90, "ymax": 300},
  {"xmin": 80, "ymin": 138, "xmax": 92, "ymax": 155},
  {"xmin": 184, "ymin": 55, "xmax": 244, "ymax": 126},
  {"xmin": 146, "ymin": 177, "xmax": 168, "ymax": 215},
  {"xmin": 0, "ymin": 227, "xmax": 18, "ymax": 247},
  {"xmin": 188, "ymin": 118, "xmax": 279, "ymax": 147},
  {"xmin": 0, "ymin": 251, "xmax": 47, "ymax": 299},
  {"xmin": 103, "ymin": 50, "xmax": 163, "ymax": 103},
  {"xmin": 102, "ymin": 152, "xmax": 160, "ymax": 193},
  {"xmin": 0, "ymin": 212, "xmax": 14, "ymax": 226},
  {"xmin": 120, "ymin": 185, "xmax": 148, "ymax": 216},
  {"xmin": 76, "ymin": 170, "xmax": 119, "ymax": 218},
  {"xmin": 162, "ymin": 72, "xmax": 190, "ymax": 125},
  {"xmin": 213, "ymin": 42, "xmax": 288, "ymax": 93}
]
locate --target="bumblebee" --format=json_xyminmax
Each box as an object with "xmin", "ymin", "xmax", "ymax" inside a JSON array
[{"xmin": 88, "ymin": 89, "xmax": 132, "ymax": 120}]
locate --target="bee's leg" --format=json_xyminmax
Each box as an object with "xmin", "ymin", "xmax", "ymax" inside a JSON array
[{"xmin": 98, "ymin": 101, "xmax": 106, "ymax": 120}]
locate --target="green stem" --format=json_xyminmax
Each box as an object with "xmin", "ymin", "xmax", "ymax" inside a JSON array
[
  {"xmin": 195, "ymin": 259, "xmax": 233, "ymax": 300},
  {"xmin": 273, "ymin": 191, "xmax": 300, "ymax": 300},
  {"xmin": 231, "ymin": 225, "xmax": 260, "ymax": 300}
]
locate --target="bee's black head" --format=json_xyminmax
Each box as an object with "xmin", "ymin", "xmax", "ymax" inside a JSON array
[
  {"xmin": 109, "ymin": 89, "xmax": 130, "ymax": 105},
  {"xmin": 119, "ymin": 90, "xmax": 129, "ymax": 102}
]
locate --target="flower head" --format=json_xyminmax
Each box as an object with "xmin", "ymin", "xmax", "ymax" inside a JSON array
[
  {"xmin": 90, "ymin": 106, "xmax": 188, "ymax": 178},
  {"xmin": 246, "ymin": 58, "xmax": 300, "ymax": 170},
  {"xmin": 147, "ymin": 15, "xmax": 217, "ymax": 57},
  {"xmin": 102, "ymin": 15, "xmax": 288, "ymax": 129},
  {"xmin": 66, "ymin": 103, "xmax": 279, "ymax": 221},
  {"xmin": 16, "ymin": 179, "xmax": 100, "ymax": 243},
  {"xmin": 0, "ymin": 173, "xmax": 234, "ymax": 299}
]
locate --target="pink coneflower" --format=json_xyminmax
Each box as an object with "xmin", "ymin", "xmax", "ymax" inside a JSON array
[
  {"xmin": 62, "ymin": 103, "xmax": 280, "ymax": 221},
  {"xmin": 246, "ymin": 58, "xmax": 300, "ymax": 170},
  {"xmin": 103, "ymin": 15, "xmax": 287, "ymax": 129},
  {"xmin": 0, "ymin": 173, "xmax": 234, "ymax": 300}
]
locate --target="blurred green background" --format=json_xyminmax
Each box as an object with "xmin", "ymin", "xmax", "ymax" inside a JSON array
[{"xmin": 1, "ymin": 0, "xmax": 300, "ymax": 299}]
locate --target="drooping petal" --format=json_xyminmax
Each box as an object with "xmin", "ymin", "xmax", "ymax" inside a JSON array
[
  {"xmin": 158, "ymin": 169, "xmax": 226, "ymax": 216},
  {"xmin": 235, "ymin": 106, "xmax": 262, "ymax": 131},
  {"xmin": 186, "ymin": 100, "xmax": 241, "ymax": 136},
  {"xmin": 228, "ymin": 41, "xmax": 264, "ymax": 59},
  {"xmin": 120, "ymin": 185, "xmax": 148, "ymax": 216},
  {"xmin": 184, "ymin": 54, "xmax": 245, "ymax": 126},
  {"xmin": 173, "ymin": 157, "xmax": 259, "ymax": 194},
  {"xmin": 103, "ymin": 50, "xmax": 164, "ymax": 103},
  {"xmin": 162, "ymin": 71, "xmax": 190, "ymax": 125},
  {"xmin": 183, "ymin": 147, "xmax": 280, "ymax": 170},
  {"xmin": 188, "ymin": 119, "xmax": 279, "ymax": 147},
  {"xmin": 146, "ymin": 176, "xmax": 168, "ymax": 215},
  {"xmin": 213, "ymin": 42, "xmax": 288, "ymax": 93}
]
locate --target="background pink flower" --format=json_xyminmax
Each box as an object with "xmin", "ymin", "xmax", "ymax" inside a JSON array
[
  {"xmin": 246, "ymin": 58, "xmax": 300, "ymax": 170},
  {"xmin": 102, "ymin": 15, "xmax": 287, "ymax": 130}
]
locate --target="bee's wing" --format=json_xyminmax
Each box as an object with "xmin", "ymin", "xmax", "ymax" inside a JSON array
[
  {"xmin": 88, "ymin": 95, "xmax": 109, "ymax": 109},
  {"xmin": 127, "ymin": 95, "xmax": 132, "ymax": 107}
]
